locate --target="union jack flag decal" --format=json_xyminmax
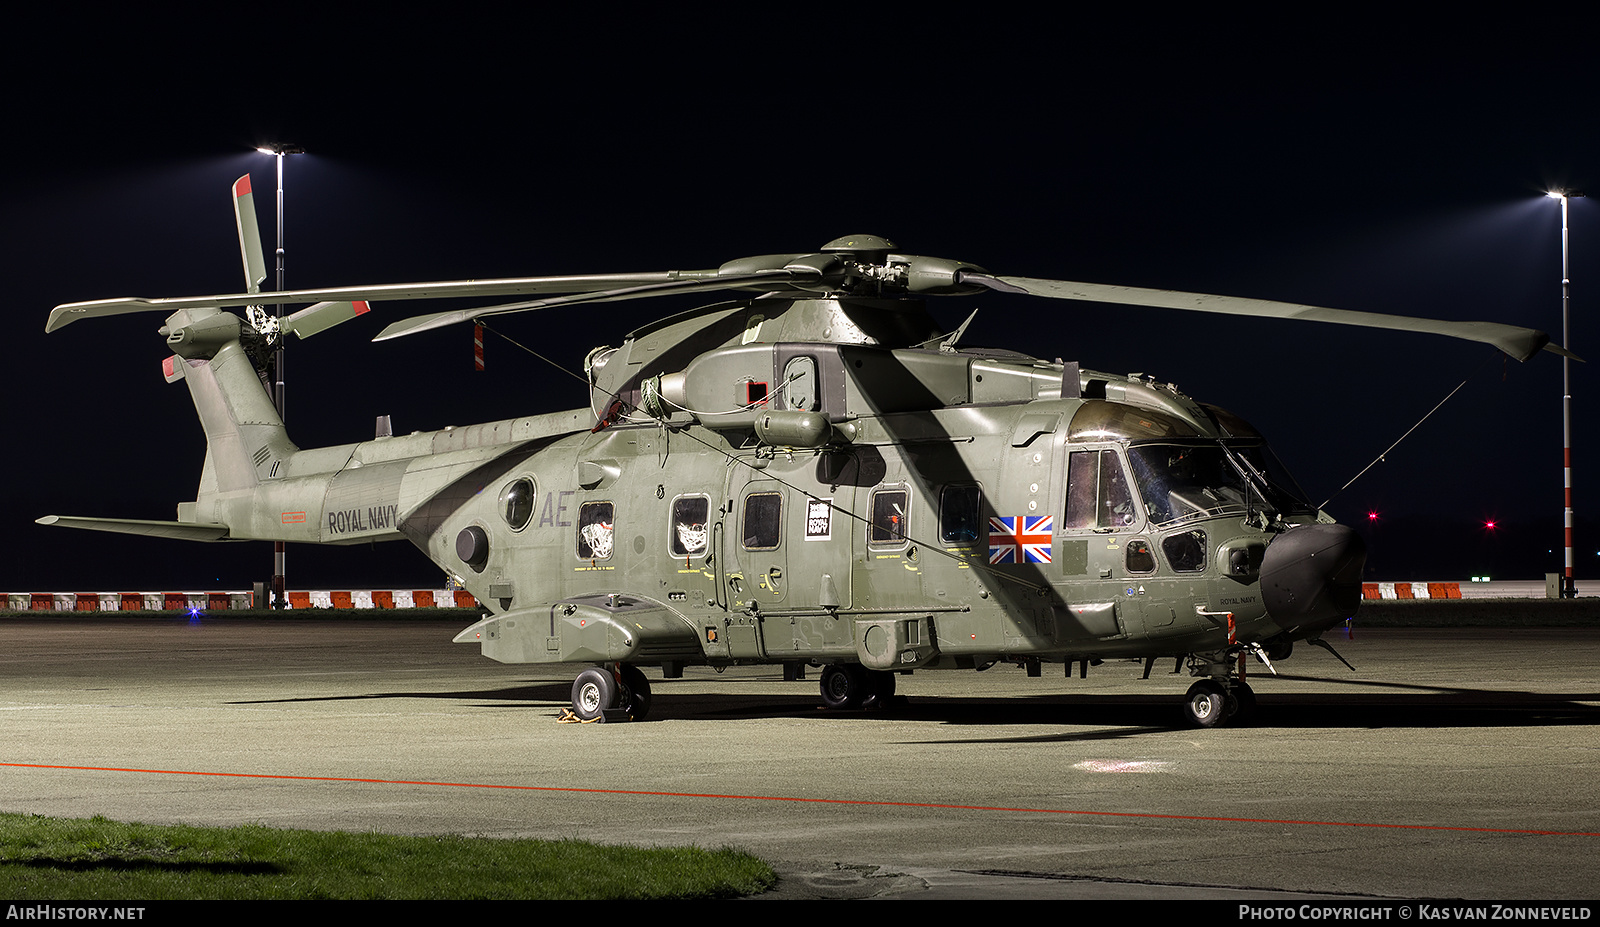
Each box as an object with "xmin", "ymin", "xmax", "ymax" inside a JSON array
[{"xmin": 988, "ymin": 515, "xmax": 1053, "ymax": 564}]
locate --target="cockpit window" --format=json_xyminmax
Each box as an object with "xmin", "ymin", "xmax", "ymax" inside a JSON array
[
  {"xmin": 1163, "ymin": 529, "xmax": 1208, "ymax": 572},
  {"xmin": 1126, "ymin": 538, "xmax": 1157, "ymax": 573},
  {"xmin": 1126, "ymin": 441, "xmax": 1314, "ymax": 527},
  {"xmin": 1229, "ymin": 443, "xmax": 1313, "ymax": 511},
  {"xmin": 1064, "ymin": 449, "xmax": 1138, "ymax": 530}
]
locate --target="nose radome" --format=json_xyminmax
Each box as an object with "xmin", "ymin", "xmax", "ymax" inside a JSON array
[{"xmin": 1260, "ymin": 524, "xmax": 1367, "ymax": 638}]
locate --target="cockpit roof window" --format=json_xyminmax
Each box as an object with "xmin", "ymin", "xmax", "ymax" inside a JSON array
[
  {"xmin": 1068, "ymin": 400, "xmax": 1201, "ymax": 441},
  {"xmin": 1200, "ymin": 403, "xmax": 1262, "ymax": 439}
]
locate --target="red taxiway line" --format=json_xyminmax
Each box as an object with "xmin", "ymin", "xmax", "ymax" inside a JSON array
[{"xmin": 5, "ymin": 762, "xmax": 1596, "ymax": 837}]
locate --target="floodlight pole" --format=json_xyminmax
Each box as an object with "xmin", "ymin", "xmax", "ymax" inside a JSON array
[
  {"xmin": 260, "ymin": 144, "xmax": 304, "ymax": 608},
  {"xmin": 1549, "ymin": 191, "xmax": 1583, "ymax": 598}
]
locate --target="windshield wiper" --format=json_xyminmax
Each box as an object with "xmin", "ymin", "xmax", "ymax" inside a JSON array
[{"xmin": 1222, "ymin": 445, "xmax": 1276, "ymax": 525}]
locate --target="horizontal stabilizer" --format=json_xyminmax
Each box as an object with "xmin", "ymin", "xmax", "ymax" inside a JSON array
[{"xmin": 36, "ymin": 515, "xmax": 234, "ymax": 542}]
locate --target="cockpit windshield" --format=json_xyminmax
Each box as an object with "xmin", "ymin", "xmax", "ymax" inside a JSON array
[{"xmin": 1126, "ymin": 440, "xmax": 1315, "ymax": 526}]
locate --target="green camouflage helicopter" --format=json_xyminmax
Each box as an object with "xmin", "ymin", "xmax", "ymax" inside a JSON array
[{"xmin": 41, "ymin": 177, "xmax": 1570, "ymax": 727}]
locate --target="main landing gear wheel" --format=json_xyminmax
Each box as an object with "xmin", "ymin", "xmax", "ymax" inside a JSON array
[
  {"xmin": 1183, "ymin": 679, "xmax": 1230, "ymax": 728},
  {"xmin": 820, "ymin": 664, "xmax": 896, "ymax": 711},
  {"xmin": 571, "ymin": 667, "xmax": 617, "ymax": 721},
  {"xmin": 820, "ymin": 664, "xmax": 866, "ymax": 710}
]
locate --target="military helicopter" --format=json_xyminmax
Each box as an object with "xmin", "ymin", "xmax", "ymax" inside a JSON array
[{"xmin": 41, "ymin": 177, "xmax": 1571, "ymax": 727}]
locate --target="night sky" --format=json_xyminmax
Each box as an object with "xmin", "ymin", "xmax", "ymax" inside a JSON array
[{"xmin": 4, "ymin": 14, "xmax": 1595, "ymax": 590}]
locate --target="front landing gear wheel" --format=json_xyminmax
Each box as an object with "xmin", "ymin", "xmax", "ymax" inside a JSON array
[
  {"xmin": 618, "ymin": 664, "xmax": 652, "ymax": 721},
  {"xmin": 571, "ymin": 667, "xmax": 617, "ymax": 721},
  {"xmin": 1183, "ymin": 679, "xmax": 1230, "ymax": 728}
]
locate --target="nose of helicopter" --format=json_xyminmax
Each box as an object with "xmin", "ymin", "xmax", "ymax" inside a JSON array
[{"xmin": 1260, "ymin": 524, "xmax": 1367, "ymax": 637}]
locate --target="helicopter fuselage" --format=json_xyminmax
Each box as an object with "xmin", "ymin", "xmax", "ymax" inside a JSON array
[{"xmin": 48, "ymin": 276, "xmax": 1378, "ymax": 727}]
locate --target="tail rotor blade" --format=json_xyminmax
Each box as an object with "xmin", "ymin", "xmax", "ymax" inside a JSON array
[
  {"xmin": 232, "ymin": 175, "xmax": 267, "ymax": 295},
  {"xmin": 281, "ymin": 301, "xmax": 371, "ymax": 340}
]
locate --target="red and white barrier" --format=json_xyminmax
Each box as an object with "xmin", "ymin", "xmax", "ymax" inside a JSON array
[
  {"xmin": 1360, "ymin": 581, "xmax": 1572, "ymax": 600},
  {"xmin": 4, "ymin": 590, "xmax": 480, "ymax": 612},
  {"xmin": 1363, "ymin": 582, "xmax": 1463, "ymax": 600}
]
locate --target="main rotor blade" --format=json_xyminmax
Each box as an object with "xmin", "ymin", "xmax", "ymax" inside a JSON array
[
  {"xmin": 231, "ymin": 175, "xmax": 267, "ymax": 295},
  {"xmin": 372, "ymin": 268, "xmax": 816, "ymax": 341},
  {"xmin": 46, "ymin": 271, "xmax": 725, "ymax": 333},
  {"xmin": 967, "ymin": 274, "xmax": 1572, "ymax": 363}
]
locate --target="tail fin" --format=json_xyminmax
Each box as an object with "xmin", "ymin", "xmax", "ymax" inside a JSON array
[
  {"xmin": 39, "ymin": 173, "xmax": 375, "ymax": 544},
  {"xmin": 161, "ymin": 308, "xmax": 297, "ymax": 499},
  {"xmin": 36, "ymin": 306, "xmax": 291, "ymax": 541}
]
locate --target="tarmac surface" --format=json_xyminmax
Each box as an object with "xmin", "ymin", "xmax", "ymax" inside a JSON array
[{"xmin": 3, "ymin": 616, "xmax": 1599, "ymax": 900}]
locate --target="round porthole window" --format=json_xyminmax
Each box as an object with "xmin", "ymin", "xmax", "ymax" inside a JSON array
[{"xmin": 501, "ymin": 477, "xmax": 536, "ymax": 531}]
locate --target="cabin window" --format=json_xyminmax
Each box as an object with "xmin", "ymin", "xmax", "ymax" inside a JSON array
[
  {"xmin": 869, "ymin": 488, "xmax": 910, "ymax": 547},
  {"xmin": 783, "ymin": 355, "xmax": 818, "ymax": 412},
  {"xmin": 940, "ymin": 484, "xmax": 983, "ymax": 544},
  {"xmin": 742, "ymin": 491, "xmax": 782, "ymax": 550},
  {"xmin": 1064, "ymin": 449, "xmax": 1137, "ymax": 530},
  {"xmin": 577, "ymin": 501, "xmax": 615, "ymax": 560},
  {"xmin": 500, "ymin": 477, "xmax": 536, "ymax": 532},
  {"xmin": 671, "ymin": 495, "xmax": 710, "ymax": 557}
]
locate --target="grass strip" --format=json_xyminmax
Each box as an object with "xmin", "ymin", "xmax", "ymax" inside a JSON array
[{"xmin": 0, "ymin": 812, "xmax": 775, "ymax": 900}]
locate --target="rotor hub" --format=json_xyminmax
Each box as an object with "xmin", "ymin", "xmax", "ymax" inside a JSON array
[{"xmin": 820, "ymin": 233, "xmax": 898, "ymax": 255}]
